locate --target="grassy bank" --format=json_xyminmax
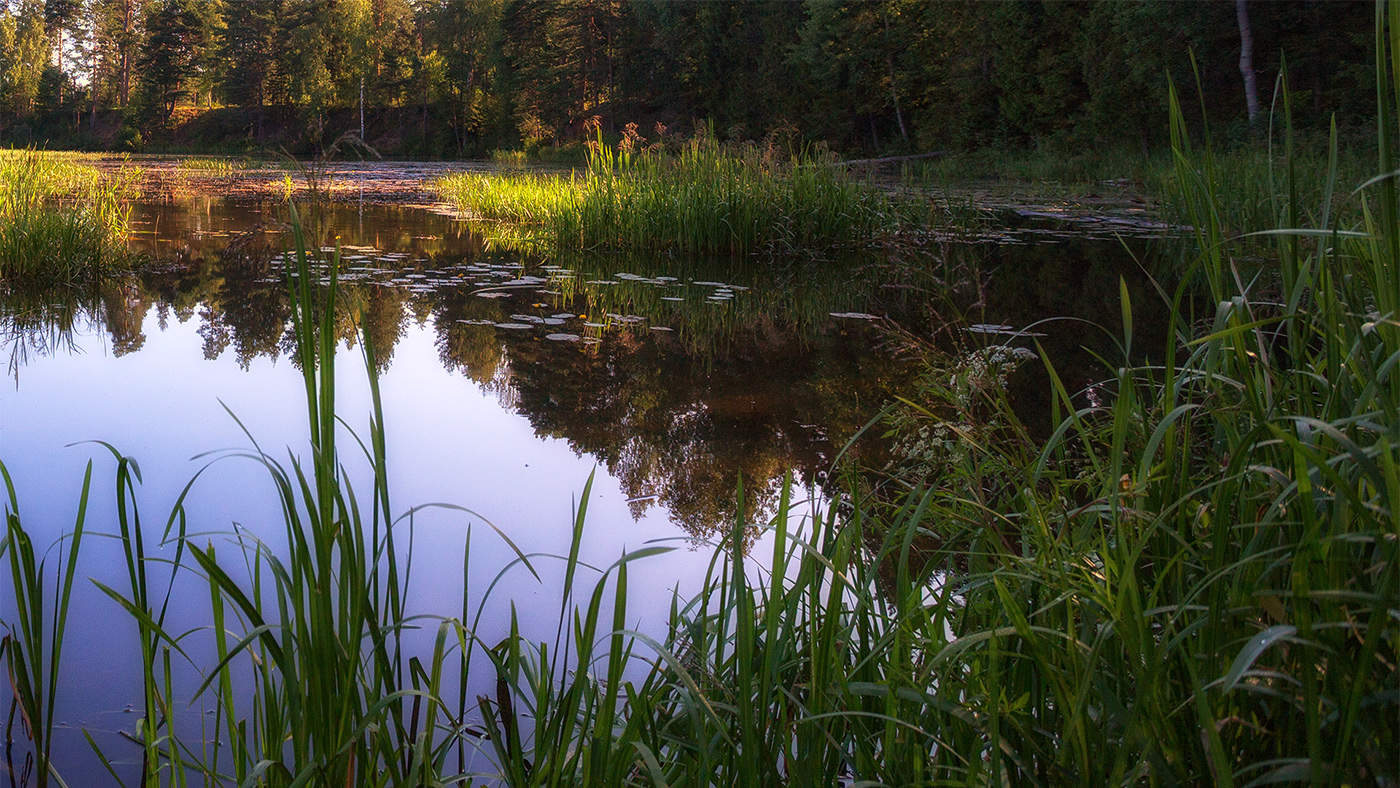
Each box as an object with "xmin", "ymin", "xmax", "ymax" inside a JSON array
[
  {"xmin": 0, "ymin": 150, "xmax": 140, "ymax": 284},
  {"xmin": 902, "ymin": 122, "xmax": 1375, "ymax": 242},
  {"xmin": 435, "ymin": 129, "xmax": 907, "ymax": 257}
]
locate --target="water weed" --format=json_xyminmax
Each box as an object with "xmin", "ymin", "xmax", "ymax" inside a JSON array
[
  {"xmin": 436, "ymin": 125, "xmax": 907, "ymax": 258},
  {"xmin": 0, "ymin": 150, "xmax": 139, "ymax": 285}
]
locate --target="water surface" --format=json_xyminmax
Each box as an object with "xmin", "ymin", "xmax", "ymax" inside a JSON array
[{"xmin": 0, "ymin": 185, "xmax": 1162, "ymax": 779}]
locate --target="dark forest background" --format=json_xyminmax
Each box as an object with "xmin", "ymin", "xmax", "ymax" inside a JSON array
[{"xmin": 0, "ymin": 0, "xmax": 1377, "ymax": 157}]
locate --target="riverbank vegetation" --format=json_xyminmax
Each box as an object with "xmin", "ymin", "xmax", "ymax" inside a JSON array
[
  {"xmin": 0, "ymin": 150, "xmax": 139, "ymax": 284},
  {"xmin": 434, "ymin": 125, "xmax": 906, "ymax": 256}
]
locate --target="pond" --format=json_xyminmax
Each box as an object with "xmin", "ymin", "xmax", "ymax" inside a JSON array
[{"xmin": 0, "ymin": 169, "xmax": 1166, "ymax": 781}]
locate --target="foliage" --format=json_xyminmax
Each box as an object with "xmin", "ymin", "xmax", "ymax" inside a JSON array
[
  {"xmin": 133, "ymin": 0, "xmax": 210, "ymax": 125},
  {"xmin": 0, "ymin": 149, "xmax": 139, "ymax": 283},
  {"xmin": 0, "ymin": 0, "xmax": 1380, "ymax": 158},
  {"xmin": 435, "ymin": 125, "xmax": 904, "ymax": 256}
]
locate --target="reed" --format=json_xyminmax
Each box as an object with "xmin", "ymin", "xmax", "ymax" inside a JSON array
[
  {"xmin": 0, "ymin": 461, "xmax": 90, "ymax": 788},
  {"xmin": 174, "ymin": 158, "xmax": 238, "ymax": 177},
  {"xmin": 436, "ymin": 128, "xmax": 905, "ymax": 257},
  {"xmin": 0, "ymin": 150, "xmax": 139, "ymax": 284}
]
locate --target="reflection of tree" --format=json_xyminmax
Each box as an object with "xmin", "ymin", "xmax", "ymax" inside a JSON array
[
  {"xmin": 126, "ymin": 236, "xmax": 913, "ymax": 542},
  {"xmin": 437, "ymin": 321, "xmax": 506, "ymax": 388},
  {"xmin": 4, "ymin": 196, "xmax": 1167, "ymax": 547},
  {"xmin": 101, "ymin": 281, "xmax": 150, "ymax": 356},
  {"xmin": 0, "ymin": 285, "xmax": 102, "ymax": 375},
  {"xmin": 19, "ymin": 206, "xmax": 1157, "ymax": 547},
  {"xmin": 443, "ymin": 324, "xmax": 901, "ymax": 543},
  {"xmin": 339, "ymin": 285, "xmax": 408, "ymax": 371}
]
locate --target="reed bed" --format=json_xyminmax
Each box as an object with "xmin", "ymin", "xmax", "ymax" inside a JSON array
[
  {"xmin": 436, "ymin": 129, "xmax": 904, "ymax": 257},
  {"xmin": 174, "ymin": 158, "xmax": 239, "ymax": 177},
  {"xmin": 0, "ymin": 150, "xmax": 139, "ymax": 284}
]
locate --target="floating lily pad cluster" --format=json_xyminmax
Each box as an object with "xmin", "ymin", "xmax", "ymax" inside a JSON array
[{"xmin": 267, "ymin": 246, "xmax": 887, "ymax": 348}]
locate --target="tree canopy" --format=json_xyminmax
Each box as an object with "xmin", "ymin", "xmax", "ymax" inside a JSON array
[{"xmin": 0, "ymin": 0, "xmax": 1376, "ymax": 156}]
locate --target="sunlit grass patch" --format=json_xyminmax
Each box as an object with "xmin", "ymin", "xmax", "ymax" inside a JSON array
[
  {"xmin": 0, "ymin": 150, "xmax": 141, "ymax": 284},
  {"xmin": 437, "ymin": 127, "xmax": 910, "ymax": 257},
  {"xmin": 175, "ymin": 157, "xmax": 240, "ymax": 177}
]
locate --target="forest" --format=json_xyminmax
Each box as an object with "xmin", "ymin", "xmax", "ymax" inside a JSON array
[{"xmin": 0, "ymin": 0, "xmax": 1379, "ymax": 157}]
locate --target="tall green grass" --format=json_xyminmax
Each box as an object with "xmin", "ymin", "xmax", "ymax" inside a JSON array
[
  {"xmin": 0, "ymin": 150, "xmax": 139, "ymax": 284},
  {"xmin": 0, "ymin": 461, "xmax": 90, "ymax": 788},
  {"xmin": 174, "ymin": 158, "xmax": 238, "ymax": 177},
  {"xmin": 436, "ymin": 129, "xmax": 905, "ymax": 257}
]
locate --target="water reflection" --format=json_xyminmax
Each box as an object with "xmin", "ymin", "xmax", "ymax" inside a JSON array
[{"xmin": 4, "ymin": 197, "xmax": 1162, "ymax": 540}]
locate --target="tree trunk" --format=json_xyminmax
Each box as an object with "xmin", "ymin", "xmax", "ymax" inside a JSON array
[
  {"xmin": 56, "ymin": 27, "xmax": 64, "ymax": 108},
  {"xmin": 119, "ymin": 0, "xmax": 133, "ymax": 106},
  {"xmin": 1236, "ymin": 0, "xmax": 1261, "ymax": 125},
  {"xmin": 883, "ymin": 13, "xmax": 907, "ymax": 146}
]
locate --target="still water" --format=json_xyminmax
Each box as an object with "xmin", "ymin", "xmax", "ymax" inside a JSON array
[{"xmin": 0, "ymin": 189, "xmax": 1159, "ymax": 779}]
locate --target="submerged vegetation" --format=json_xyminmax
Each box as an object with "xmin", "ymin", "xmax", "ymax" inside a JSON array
[
  {"xmin": 435, "ymin": 126, "xmax": 907, "ymax": 257},
  {"xmin": 0, "ymin": 150, "xmax": 139, "ymax": 284}
]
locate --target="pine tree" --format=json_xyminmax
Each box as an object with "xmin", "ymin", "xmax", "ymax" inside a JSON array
[
  {"xmin": 220, "ymin": 0, "xmax": 280, "ymax": 135},
  {"xmin": 134, "ymin": 0, "xmax": 205, "ymax": 124},
  {"xmin": 0, "ymin": 0, "xmax": 48, "ymax": 119}
]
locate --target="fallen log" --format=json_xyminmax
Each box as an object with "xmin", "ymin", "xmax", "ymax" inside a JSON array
[{"xmin": 831, "ymin": 151, "xmax": 947, "ymax": 167}]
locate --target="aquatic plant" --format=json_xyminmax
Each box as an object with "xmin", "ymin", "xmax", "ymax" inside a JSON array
[
  {"xmin": 489, "ymin": 149, "xmax": 529, "ymax": 169},
  {"xmin": 0, "ymin": 150, "xmax": 139, "ymax": 284},
  {"xmin": 0, "ymin": 461, "xmax": 90, "ymax": 788},
  {"xmin": 174, "ymin": 158, "xmax": 238, "ymax": 177},
  {"xmin": 435, "ymin": 126, "xmax": 906, "ymax": 257}
]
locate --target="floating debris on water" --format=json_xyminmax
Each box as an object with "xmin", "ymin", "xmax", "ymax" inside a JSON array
[
  {"xmin": 545, "ymin": 333, "xmax": 581, "ymax": 342},
  {"xmin": 494, "ymin": 322, "xmax": 533, "ymax": 330},
  {"xmin": 829, "ymin": 312, "xmax": 880, "ymax": 320},
  {"xmin": 650, "ymin": 326, "xmax": 674, "ymax": 332}
]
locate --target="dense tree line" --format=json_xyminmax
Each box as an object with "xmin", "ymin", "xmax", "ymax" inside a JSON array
[{"xmin": 0, "ymin": 0, "xmax": 1376, "ymax": 156}]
